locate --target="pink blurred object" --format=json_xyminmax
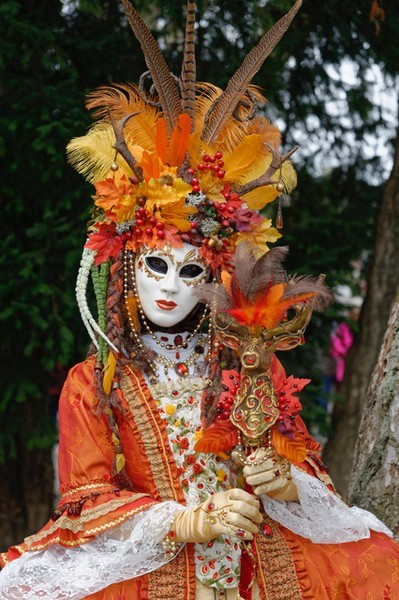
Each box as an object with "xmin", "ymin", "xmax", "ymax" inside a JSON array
[{"xmin": 330, "ymin": 322, "xmax": 354, "ymax": 382}]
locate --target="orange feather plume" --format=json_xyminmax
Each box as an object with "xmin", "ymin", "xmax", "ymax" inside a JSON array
[
  {"xmin": 168, "ymin": 113, "xmax": 191, "ymax": 165},
  {"xmin": 156, "ymin": 118, "xmax": 168, "ymax": 164},
  {"xmin": 228, "ymin": 279, "xmax": 315, "ymax": 329}
]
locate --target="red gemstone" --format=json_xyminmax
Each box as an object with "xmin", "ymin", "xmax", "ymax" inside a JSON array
[
  {"xmin": 215, "ymin": 151, "xmax": 223, "ymax": 159},
  {"xmin": 174, "ymin": 335, "xmax": 183, "ymax": 346},
  {"xmin": 176, "ymin": 363, "xmax": 188, "ymax": 376},
  {"xmin": 262, "ymin": 523, "xmax": 273, "ymax": 537},
  {"xmin": 207, "ymin": 502, "xmax": 215, "ymax": 511},
  {"xmin": 187, "ymin": 168, "xmax": 195, "ymax": 175}
]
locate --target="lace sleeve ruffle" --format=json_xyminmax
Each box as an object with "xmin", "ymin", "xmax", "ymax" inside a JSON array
[
  {"xmin": 0, "ymin": 501, "xmax": 185, "ymax": 600},
  {"xmin": 261, "ymin": 466, "xmax": 393, "ymax": 544}
]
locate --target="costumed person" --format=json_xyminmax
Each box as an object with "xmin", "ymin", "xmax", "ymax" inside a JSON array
[{"xmin": 1, "ymin": 1, "xmax": 399, "ymax": 599}]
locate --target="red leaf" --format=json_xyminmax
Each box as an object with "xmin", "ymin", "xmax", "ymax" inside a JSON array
[{"xmin": 194, "ymin": 420, "xmax": 238, "ymax": 454}]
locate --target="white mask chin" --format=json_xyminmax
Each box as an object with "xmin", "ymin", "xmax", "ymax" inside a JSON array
[{"xmin": 134, "ymin": 243, "xmax": 208, "ymax": 328}]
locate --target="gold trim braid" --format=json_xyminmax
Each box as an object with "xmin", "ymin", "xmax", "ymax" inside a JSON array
[{"xmin": 254, "ymin": 515, "xmax": 303, "ymax": 600}]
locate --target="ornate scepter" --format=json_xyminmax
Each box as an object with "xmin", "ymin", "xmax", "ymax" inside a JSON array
[{"xmin": 195, "ymin": 244, "xmax": 332, "ymax": 463}]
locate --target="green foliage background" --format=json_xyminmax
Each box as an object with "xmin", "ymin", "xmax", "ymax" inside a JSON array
[{"xmin": 0, "ymin": 0, "xmax": 397, "ymax": 457}]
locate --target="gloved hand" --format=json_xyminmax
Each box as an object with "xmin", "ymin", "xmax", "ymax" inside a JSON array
[
  {"xmin": 234, "ymin": 448, "xmax": 298, "ymax": 502},
  {"xmin": 173, "ymin": 488, "xmax": 262, "ymax": 543}
]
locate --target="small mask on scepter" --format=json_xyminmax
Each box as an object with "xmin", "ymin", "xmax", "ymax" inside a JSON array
[{"xmin": 195, "ymin": 244, "xmax": 333, "ymax": 463}]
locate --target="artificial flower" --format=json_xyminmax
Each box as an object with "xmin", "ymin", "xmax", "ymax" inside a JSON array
[
  {"xmin": 85, "ymin": 222, "xmax": 125, "ymax": 265},
  {"xmin": 234, "ymin": 218, "xmax": 282, "ymax": 257},
  {"xmin": 94, "ymin": 175, "xmax": 135, "ymax": 212}
]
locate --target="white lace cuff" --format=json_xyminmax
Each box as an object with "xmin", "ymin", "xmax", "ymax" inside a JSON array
[
  {"xmin": 261, "ymin": 466, "xmax": 393, "ymax": 543},
  {"xmin": 0, "ymin": 501, "xmax": 186, "ymax": 600}
]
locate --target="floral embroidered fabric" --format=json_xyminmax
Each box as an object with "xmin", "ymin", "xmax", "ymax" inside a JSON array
[{"xmin": 150, "ymin": 376, "xmax": 242, "ymax": 589}]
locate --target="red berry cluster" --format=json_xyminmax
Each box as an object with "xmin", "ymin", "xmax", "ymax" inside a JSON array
[
  {"xmin": 134, "ymin": 206, "xmax": 165, "ymax": 239},
  {"xmin": 187, "ymin": 150, "xmax": 226, "ymax": 193},
  {"xmin": 216, "ymin": 371, "xmax": 240, "ymax": 420},
  {"xmin": 277, "ymin": 380, "xmax": 303, "ymax": 422},
  {"xmin": 213, "ymin": 199, "xmax": 237, "ymax": 230}
]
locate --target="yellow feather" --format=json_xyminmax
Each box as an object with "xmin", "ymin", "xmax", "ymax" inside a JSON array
[
  {"xmin": 241, "ymin": 160, "xmax": 297, "ymax": 210},
  {"xmin": 126, "ymin": 295, "xmax": 140, "ymax": 332},
  {"xmin": 87, "ymin": 83, "xmax": 159, "ymax": 152},
  {"xmin": 67, "ymin": 123, "xmax": 122, "ymax": 183},
  {"xmin": 223, "ymin": 134, "xmax": 264, "ymax": 182},
  {"xmin": 115, "ymin": 453, "xmax": 126, "ymax": 473},
  {"xmin": 103, "ymin": 350, "xmax": 116, "ymax": 396},
  {"xmin": 280, "ymin": 160, "xmax": 297, "ymax": 193},
  {"xmin": 242, "ymin": 185, "xmax": 279, "ymax": 210}
]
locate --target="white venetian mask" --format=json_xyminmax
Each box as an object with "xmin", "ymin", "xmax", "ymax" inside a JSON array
[{"xmin": 134, "ymin": 243, "xmax": 208, "ymax": 328}]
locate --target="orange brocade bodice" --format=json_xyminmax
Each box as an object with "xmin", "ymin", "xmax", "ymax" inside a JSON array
[{"xmin": 1, "ymin": 356, "xmax": 399, "ymax": 600}]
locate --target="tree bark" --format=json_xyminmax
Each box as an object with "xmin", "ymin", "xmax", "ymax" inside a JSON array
[
  {"xmin": 348, "ymin": 291, "xmax": 399, "ymax": 540},
  {"xmin": 323, "ymin": 125, "xmax": 399, "ymax": 498}
]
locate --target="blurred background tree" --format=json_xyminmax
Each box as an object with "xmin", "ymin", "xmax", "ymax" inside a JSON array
[{"xmin": 0, "ymin": 0, "xmax": 398, "ymax": 548}]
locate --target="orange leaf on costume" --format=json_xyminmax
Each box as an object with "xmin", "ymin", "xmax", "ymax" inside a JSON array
[
  {"xmin": 94, "ymin": 176, "xmax": 133, "ymax": 211},
  {"xmin": 271, "ymin": 427, "xmax": 306, "ymax": 463},
  {"xmin": 158, "ymin": 197, "xmax": 197, "ymax": 232},
  {"xmin": 194, "ymin": 420, "xmax": 238, "ymax": 454}
]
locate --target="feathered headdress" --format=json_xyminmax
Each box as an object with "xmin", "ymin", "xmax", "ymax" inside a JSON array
[
  {"xmin": 71, "ymin": 0, "xmax": 303, "ymax": 362},
  {"xmin": 69, "ymin": 1, "xmax": 302, "ymax": 271}
]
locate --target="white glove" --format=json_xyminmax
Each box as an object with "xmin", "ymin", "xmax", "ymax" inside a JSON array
[{"xmin": 173, "ymin": 488, "xmax": 262, "ymax": 543}]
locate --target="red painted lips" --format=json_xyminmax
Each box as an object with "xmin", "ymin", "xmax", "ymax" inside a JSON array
[{"xmin": 156, "ymin": 299, "xmax": 177, "ymax": 310}]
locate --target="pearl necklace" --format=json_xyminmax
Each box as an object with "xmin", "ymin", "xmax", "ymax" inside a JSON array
[
  {"xmin": 125, "ymin": 249, "xmax": 207, "ymax": 351},
  {"xmin": 123, "ymin": 249, "xmax": 212, "ymax": 382}
]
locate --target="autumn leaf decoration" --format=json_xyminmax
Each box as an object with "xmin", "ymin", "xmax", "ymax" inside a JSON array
[{"xmin": 195, "ymin": 358, "xmax": 310, "ymax": 462}]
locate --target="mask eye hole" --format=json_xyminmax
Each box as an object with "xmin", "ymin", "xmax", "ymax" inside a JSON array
[
  {"xmin": 273, "ymin": 336, "xmax": 302, "ymax": 351},
  {"xmin": 145, "ymin": 256, "xmax": 168, "ymax": 274},
  {"xmin": 217, "ymin": 332, "xmax": 242, "ymax": 350},
  {"xmin": 179, "ymin": 264, "xmax": 205, "ymax": 278}
]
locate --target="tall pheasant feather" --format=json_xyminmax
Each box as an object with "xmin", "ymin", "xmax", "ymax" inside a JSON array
[
  {"xmin": 122, "ymin": 0, "xmax": 182, "ymax": 135},
  {"xmin": 201, "ymin": 0, "xmax": 302, "ymax": 145},
  {"xmin": 181, "ymin": 1, "xmax": 197, "ymax": 126}
]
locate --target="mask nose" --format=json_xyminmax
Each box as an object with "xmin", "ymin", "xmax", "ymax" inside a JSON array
[{"xmin": 159, "ymin": 270, "xmax": 179, "ymax": 295}]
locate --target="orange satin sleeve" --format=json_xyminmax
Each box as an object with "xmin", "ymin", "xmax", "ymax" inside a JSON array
[
  {"xmin": 57, "ymin": 357, "xmax": 118, "ymax": 493},
  {"xmin": 0, "ymin": 357, "xmax": 156, "ymax": 567}
]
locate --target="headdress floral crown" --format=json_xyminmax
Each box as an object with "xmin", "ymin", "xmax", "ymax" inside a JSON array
[{"xmin": 70, "ymin": 0, "xmax": 302, "ymax": 361}]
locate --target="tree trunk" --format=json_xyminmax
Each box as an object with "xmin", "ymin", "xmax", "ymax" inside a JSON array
[
  {"xmin": 348, "ymin": 291, "xmax": 399, "ymax": 540},
  {"xmin": 323, "ymin": 125, "xmax": 399, "ymax": 498}
]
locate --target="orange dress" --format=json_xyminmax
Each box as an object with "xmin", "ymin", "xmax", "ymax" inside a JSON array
[{"xmin": 1, "ymin": 356, "xmax": 398, "ymax": 600}]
